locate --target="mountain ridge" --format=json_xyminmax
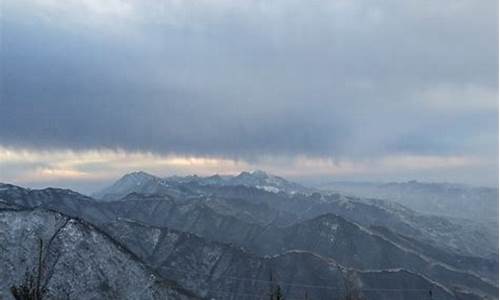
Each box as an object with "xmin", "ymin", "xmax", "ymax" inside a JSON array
[
  {"xmin": 1, "ymin": 177, "xmax": 497, "ymax": 299},
  {"xmin": 93, "ymin": 170, "xmax": 314, "ymax": 200}
]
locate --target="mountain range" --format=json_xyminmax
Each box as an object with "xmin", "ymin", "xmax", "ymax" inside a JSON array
[{"xmin": 0, "ymin": 171, "xmax": 497, "ymax": 299}]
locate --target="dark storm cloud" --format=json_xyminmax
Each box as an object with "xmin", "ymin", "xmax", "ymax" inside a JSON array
[{"xmin": 1, "ymin": 0, "xmax": 498, "ymax": 161}]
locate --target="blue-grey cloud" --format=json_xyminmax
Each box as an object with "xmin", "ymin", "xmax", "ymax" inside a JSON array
[{"xmin": 1, "ymin": 0, "xmax": 498, "ymax": 165}]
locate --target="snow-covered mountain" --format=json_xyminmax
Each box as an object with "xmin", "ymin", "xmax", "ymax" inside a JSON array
[{"xmin": 93, "ymin": 170, "xmax": 313, "ymax": 201}]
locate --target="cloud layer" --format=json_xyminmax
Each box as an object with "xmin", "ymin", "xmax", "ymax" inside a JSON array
[{"xmin": 0, "ymin": 0, "xmax": 498, "ymax": 189}]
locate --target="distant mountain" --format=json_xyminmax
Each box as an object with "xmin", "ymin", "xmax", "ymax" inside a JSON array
[
  {"xmin": 92, "ymin": 172, "xmax": 499, "ymax": 259},
  {"xmin": 223, "ymin": 170, "xmax": 312, "ymax": 194},
  {"xmin": 187, "ymin": 184, "xmax": 498, "ymax": 259},
  {"xmin": 93, "ymin": 170, "xmax": 313, "ymax": 201},
  {"xmin": 94, "ymin": 171, "xmax": 497, "ymax": 256},
  {"xmin": 92, "ymin": 171, "xmax": 189, "ymax": 201},
  {"xmin": 0, "ymin": 207, "xmax": 196, "ymax": 300},
  {"xmin": 317, "ymin": 180, "xmax": 499, "ymax": 223},
  {"xmin": 169, "ymin": 169, "xmax": 314, "ymax": 195}
]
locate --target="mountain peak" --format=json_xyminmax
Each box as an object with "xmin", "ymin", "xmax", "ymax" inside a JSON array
[
  {"xmin": 250, "ymin": 169, "xmax": 268, "ymax": 176},
  {"xmin": 237, "ymin": 170, "xmax": 269, "ymax": 179},
  {"xmin": 93, "ymin": 171, "xmax": 160, "ymax": 200},
  {"xmin": 122, "ymin": 171, "xmax": 156, "ymax": 180},
  {"xmin": 117, "ymin": 171, "xmax": 159, "ymax": 185}
]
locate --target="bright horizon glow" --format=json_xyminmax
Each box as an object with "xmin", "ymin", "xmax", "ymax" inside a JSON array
[{"xmin": 0, "ymin": 145, "xmax": 495, "ymax": 194}]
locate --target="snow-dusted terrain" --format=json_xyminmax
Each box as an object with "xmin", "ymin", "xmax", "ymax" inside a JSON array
[{"xmin": 0, "ymin": 172, "xmax": 497, "ymax": 299}]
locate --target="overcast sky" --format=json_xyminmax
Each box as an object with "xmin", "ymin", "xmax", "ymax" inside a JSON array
[{"xmin": 1, "ymin": 0, "xmax": 498, "ymax": 193}]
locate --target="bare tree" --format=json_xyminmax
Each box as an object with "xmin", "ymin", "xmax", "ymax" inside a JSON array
[
  {"xmin": 340, "ymin": 268, "xmax": 362, "ymax": 300},
  {"xmin": 11, "ymin": 239, "xmax": 46, "ymax": 300}
]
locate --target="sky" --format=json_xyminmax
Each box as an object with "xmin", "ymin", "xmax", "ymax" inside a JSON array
[{"xmin": 0, "ymin": 0, "xmax": 498, "ymax": 193}]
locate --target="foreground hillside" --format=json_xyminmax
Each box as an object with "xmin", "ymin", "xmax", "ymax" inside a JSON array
[{"xmin": 0, "ymin": 208, "xmax": 196, "ymax": 300}]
